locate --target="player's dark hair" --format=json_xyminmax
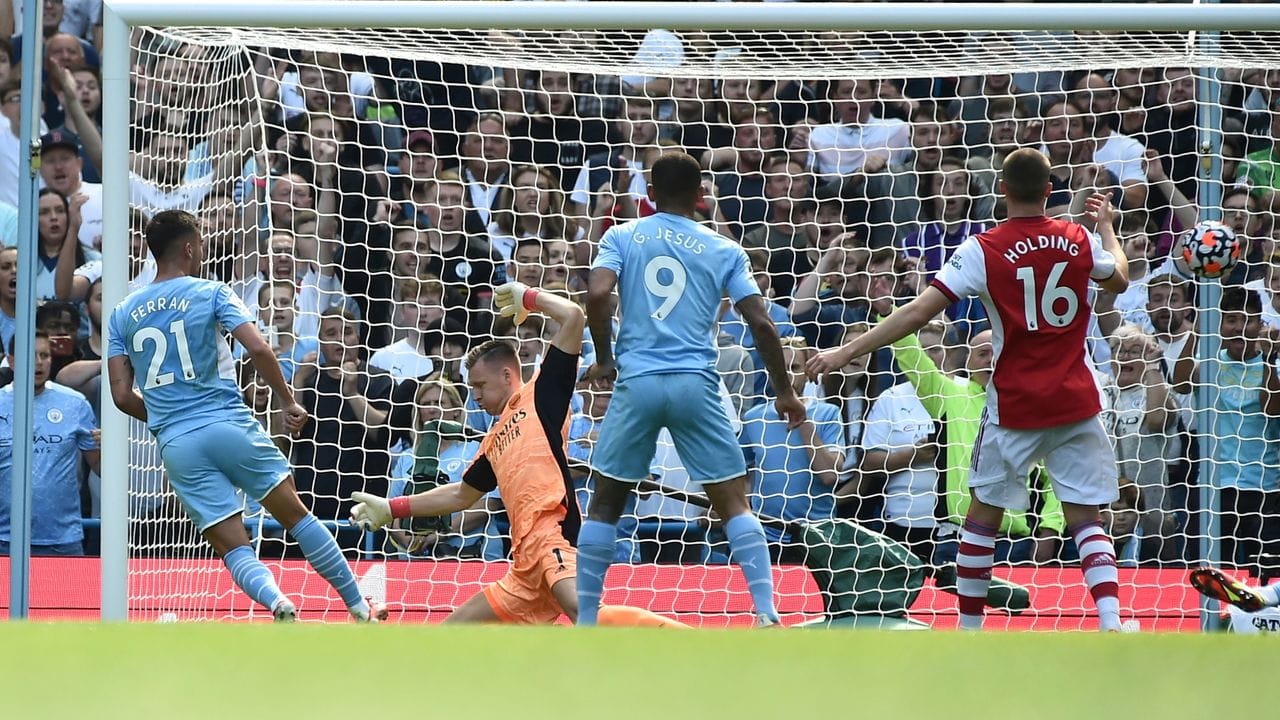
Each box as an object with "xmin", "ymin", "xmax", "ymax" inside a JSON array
[
  {"xmin": 464, "ymin": 338, "xmax": 519, "ymax": 372},
  {"xmin": 1001, "ymin": 148, "xmax": 1052, "ymax": 204},
  {"xmin": 9, "ymin": 329, "xmax": 49, "ymax": 356},
  {"xmin": 1222, "ymin": 186, "xmax": 1255, "ymax": 210},
  {"xmin": 1221, "ymin": 285, "xmax": 1262, "ymax": 317},
  {"xmin": 146, "ymin": 209, "xmax": 201, "ymax": 261},
  {"xmin": 650, "ymin": 150, "xmax": 703, "ymax": 210}
]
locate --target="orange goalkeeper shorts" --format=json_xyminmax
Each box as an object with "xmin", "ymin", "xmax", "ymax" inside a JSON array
[{"xmin": 482, "ymin": 534, "xmax": 577, "ymax": 624}]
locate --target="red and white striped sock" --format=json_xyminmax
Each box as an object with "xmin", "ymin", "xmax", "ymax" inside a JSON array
[
  {"xmin": 956, "ymin": 518, "xmax": 997, "ymax": 630},
  {"xmin": 1073, "ymin": 521, "xmax": 1121, "ymax": 631}
]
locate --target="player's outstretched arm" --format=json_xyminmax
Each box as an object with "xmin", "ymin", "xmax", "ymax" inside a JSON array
[
  {"xmin": 806, "ymin": 286, "xmax": 951, "ymax": 379},
  {"xmin": 350, "ymin": 484, "xmax": 485, "ymax": 531},
  {"xmin": 737, "ymin": 295, "xmax": 806, "ymax": 429},
  {"xmin": 232, "ymin": 322, "xmax": 308, "ymax": 435},
  {"xmin": 1170, "ymin": 322, "xmax": 1198, "ymax": 395},
  {"xmin": 1084, "ymin": 192, "xmax": 1130, "ymax": 294},
  {"xmin": 107, "ymin": 356, "xmax": 148, "ymax": 422},
  {"xmin": 494, "ymin": 281, "xmax": 585, "ymax": 356},
  {"xmin": 585, "ymin": 267, "xmax": 619, "ymax": 387}
]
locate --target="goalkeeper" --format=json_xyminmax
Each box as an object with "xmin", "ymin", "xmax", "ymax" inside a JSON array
[{"xmin": 351, "ymin": 282, "xmax": 685, "ymax": 627}]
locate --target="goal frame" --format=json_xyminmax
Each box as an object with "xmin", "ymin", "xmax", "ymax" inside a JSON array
[{"xmin": 97, "ymin": 0, "xmax": 1280, "ymax": 625}]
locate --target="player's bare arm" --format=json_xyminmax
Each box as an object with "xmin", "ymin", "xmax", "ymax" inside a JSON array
[
  {"xmin": 107, "ymin": 355, "xmax": 148, "ymax": 422},
  {"xmin": 1170, "ymin": 329, "xmax": 1198, "ymax": 394},
  {"xmin": 737, "ymin": 294, "xmax": 806, "ymax": 429},
  {"xmin": 585, "ymin": 267, "xmax": 619, "ymax": 388},
  {"xmin": 350, "ymin": 482, "xmax": 486, "ymax": 531},
  {"xmin": 232, "ymin": 322, "xmax": 308, "ymax": 435},
  {"xmin": 806, "ymin": 286, "xmax": 951, "ymax": 378},
  {"xmin": 494, "ymin": 281, "xmax": 585, "ymax": 355},
  {"xmin": 1084, "ymin": 192, "xmax": 1130, "ymax": 294}
]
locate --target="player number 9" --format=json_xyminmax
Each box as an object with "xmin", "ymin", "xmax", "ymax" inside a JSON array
[{"xmin": 644, "ymin": 255, "xmax": 688, "ymax": 321}]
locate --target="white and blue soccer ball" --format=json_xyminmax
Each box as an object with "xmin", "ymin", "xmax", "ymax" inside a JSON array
[{"xmin": 1179, "ymin": 220, "xmax": 1240, "ymax": 279}]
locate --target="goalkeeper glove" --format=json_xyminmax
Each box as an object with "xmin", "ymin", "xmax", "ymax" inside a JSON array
[
  {"xmin": 350, "ymin": 491, "xmax": 394, "ymax": 531},
  {"xmin": 494, "ymin": 281, "xmax": 537, "ymax": 326}
]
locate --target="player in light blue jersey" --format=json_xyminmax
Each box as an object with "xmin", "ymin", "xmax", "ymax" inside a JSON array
[
  {"xmin": 107, "ymin": 210, "xmax": 377, "ymax": 622},
  {"xmin": 576, "ymin": 151, "xmax": 806, "ymax": 627}
]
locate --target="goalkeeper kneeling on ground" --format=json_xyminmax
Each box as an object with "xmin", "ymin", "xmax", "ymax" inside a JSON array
[{"xmin": 351, "ymin": 281, "xmax": 686, "ymax": 628}]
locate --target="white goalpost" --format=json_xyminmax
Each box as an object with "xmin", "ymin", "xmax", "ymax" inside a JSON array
[{"xmin": 98, "ymin": 0, "xmax": 1280, "ymax": 629}]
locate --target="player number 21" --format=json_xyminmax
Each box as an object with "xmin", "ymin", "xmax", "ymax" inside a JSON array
[
  {"xmin": 133, "ymin": 319, "xmax": 197, "ymax": 388},
  {"xmin": 1015, "ymin": 261, "xmax": 1078, "ymax": 331},
  {"xmin": 644, "ymin": 255, "xmax": 688, "ymax": 321}
]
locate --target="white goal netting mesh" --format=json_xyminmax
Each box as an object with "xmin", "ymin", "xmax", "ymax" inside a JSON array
[{"xmin": 116, "ymin": 24, "xmax": 1280, "ymax": 629}]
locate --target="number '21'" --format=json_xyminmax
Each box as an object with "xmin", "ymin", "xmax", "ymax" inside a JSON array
[
  {"xmin": 132, "ymin": 319, "xmax": 196, "ymax": 388},
  {"xmin": 1015, "ymin": 261, "xmax": 1078, "ymax": 331}
]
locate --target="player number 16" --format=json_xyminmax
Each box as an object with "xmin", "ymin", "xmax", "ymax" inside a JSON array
[{"xmin": 1015, "ymin": 261, "xmax": 1078, "ymax": 331}]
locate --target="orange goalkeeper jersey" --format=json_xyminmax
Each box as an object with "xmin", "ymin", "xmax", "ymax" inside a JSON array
[{"xmin": 463, "ymin": 347, "xmax": 581, "ymax": 564}]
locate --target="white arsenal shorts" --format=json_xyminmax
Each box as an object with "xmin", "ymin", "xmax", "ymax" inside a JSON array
[{"xmin": 968, "ymin": 412, "xmax": 1119, "ymax": 509}]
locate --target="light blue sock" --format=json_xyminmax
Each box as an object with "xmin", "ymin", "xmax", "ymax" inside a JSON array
[
  {"xmin": 725, "ymin": 513, "xmax": 779, "ymax": 621},
  {"xmin": 223, "ymin": 545, "xmax": 286, "ymax": 612},
  {"xmin": 291, "ymin": 514, "xmax": 368, "ymax": 614},
  {"xmin": 575, "ymin": 520, "xmax": 618, "ymax": 626}
]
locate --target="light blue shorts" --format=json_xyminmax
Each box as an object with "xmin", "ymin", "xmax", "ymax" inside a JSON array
[
  {"xmin": 160, "ymin": 417, "xmax": 292, "ymax": 532},
  {"xmin": 593, "ymin": 373, "xmax": 746, "ymax": 485}
]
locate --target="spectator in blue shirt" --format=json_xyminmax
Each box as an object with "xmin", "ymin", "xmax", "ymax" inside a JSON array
[
  {"xmin": 740, "ymin": 337, "xmax": 845, "ymax": 560},
  {"xmin": 0, "ymin": 330, "xmax": 99, "ymax": 555},
  {"xmin": 1173, "ymin": 287, "xmax": 1280, "ymax": 578}
]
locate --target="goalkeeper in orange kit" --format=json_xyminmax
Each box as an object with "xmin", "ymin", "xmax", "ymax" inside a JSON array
[{"xmin": 351, "ymin": 282, "xmax": 686, "ymax": 628}]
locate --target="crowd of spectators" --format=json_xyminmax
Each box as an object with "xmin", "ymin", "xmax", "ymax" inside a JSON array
[{"xmin": 2, "ymin": 13, "xmax": 1280, "ymax": 578}]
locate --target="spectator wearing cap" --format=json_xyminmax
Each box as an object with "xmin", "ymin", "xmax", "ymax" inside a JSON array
[
  {"xmin": 395, "ymin": 129, "xmax": 439, "ymax": 225},
  {"xmin": 504, "ymin": 69, "xmax": 610, "ymax": 195},
  {"xmin": 39, "ymin": 127, "xmax": 101, "ymax": 249}
]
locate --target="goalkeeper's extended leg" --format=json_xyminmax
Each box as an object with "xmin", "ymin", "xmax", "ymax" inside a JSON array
[
  {"xmin": 598, "ymin": 605, "xmax": 690, "ymax": 628},
  {"xmin": 1190, "ymin": 567, "xmax": 1280, "ymax": 612},
  {"xmin": 262, "ymin": 479, "xmax": 372, "ymax": 620},
  {"xmin": 706, "ymin": 478, "xmax": 780, "ymax": 626},
  {"xmin": 575, "ymin": 474, "xmax": 636, "ymax": 626},
  {"xmin": 203, "ymin": 515, "xmax": 294, "ymax": 621}
]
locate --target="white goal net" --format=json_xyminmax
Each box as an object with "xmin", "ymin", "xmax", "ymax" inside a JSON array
[{"xmin": 115, "ymin": 20, "xmax": 1280, "ymax": 629}]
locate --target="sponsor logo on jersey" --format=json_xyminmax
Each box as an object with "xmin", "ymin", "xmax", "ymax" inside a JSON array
[{"xmin": 490, "ymin": 408, "xmax": 529, "ymax": 456}]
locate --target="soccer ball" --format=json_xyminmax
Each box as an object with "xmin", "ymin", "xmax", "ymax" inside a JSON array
[{"xmin": 1179, "ymin": 221, "xmax": 1240, "ymax": 279}]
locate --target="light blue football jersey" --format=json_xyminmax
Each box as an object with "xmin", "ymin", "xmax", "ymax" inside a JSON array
[
  {"xmin": 593, "ymin": 213, "xmax": 758, "ymax": 382},
  {"xmin": 107, "ymin": 276, "xmax": 256, "ymax": 447}
]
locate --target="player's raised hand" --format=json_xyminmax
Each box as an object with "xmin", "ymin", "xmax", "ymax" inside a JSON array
[
  {"xmin": 1084, "ymin": 192, "xmax": 1116, "ymax": 227},
  {"xmin": 805, "ymin": 345, "xmax": 854, "ymax": 380},
  {"xmin": 282, "ymin": 401, "xmax": 309, "ymax": 435},
  {"xmin": 350, "ymin": 492, "xmax": 393, "ymax": 531},
  {"xmin": 494, "ymin": 281, "xmax": 532, "ymax": 325},
  {"xmin": 585, "ymin": 361, "xmax": 617, "ymax": 391}
]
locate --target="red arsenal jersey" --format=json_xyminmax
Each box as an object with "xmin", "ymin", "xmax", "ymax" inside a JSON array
[{"xmin": 931, "ymin": 216, "xmax": 1117, "ymax": 429}]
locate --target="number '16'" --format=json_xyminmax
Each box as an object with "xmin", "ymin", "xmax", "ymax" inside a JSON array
[{"xmin": 1015, "ymin": 261, "xmax": 1078, "ymax": 331}]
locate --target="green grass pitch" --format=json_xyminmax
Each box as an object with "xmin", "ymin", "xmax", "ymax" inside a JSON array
[{"xmin": 0, "ymin": 623, "xmax": 1271, "ymax": 719}]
